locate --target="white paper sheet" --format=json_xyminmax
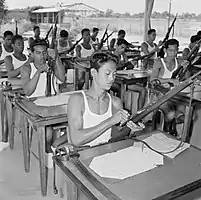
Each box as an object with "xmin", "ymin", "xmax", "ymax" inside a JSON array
[
  {"xmin": 143, "ymin": 132, "xmax": 190, "ymax": 159},
  {"xmin": 89, "ymin": 145, "xmax": 163, "ymax": 180},
  {"xmin": 33, "ymin": 90, "xmax": 82, "ymax": 106}
]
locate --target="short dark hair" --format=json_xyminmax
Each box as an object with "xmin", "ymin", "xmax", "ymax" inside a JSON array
[
  {"xmin": 11, "ymin": 34, "xmax": 23, "ymax": 44},
  {"xmin": 30, "ymin": 38, "xmax": 48, "ymax": 52},
  {"xmin": 190, "ymin": 35, "xmax": 200, "ymax": 43},
  {"xmin": 116, "ymin": 38, "xmax": 129, "ymax": 46},
  {"xmin": 92, "ymin": 27, "xmax": 99, "ymax": 32},
  {"xmin": 4, "ymin": 31, "xmax": 14, "ymax": 38},
  {"xmin": 90, "ymin": 51, "xmax": 118, "ymax": 71},
  {"xmin": 197, "ymin": 30, "xmax": 201, "ymax": 37},
  {"xmin": 118, "ymin": 29, "xmax": 126, "ymax": 36},
  {"xmin": 81, "ymin": 28, "xmax": 90, "ymax": 36},
  {"xmin": 148, "ymin": 29, "xmax": 156, "ymax": 35},
  {"xmin": 164, "ymin": 39, "xmax": 179, "ymax": 49},
  {"xmin": 33, "ymin": 25, "xmax": 40, "ymax": 32},
  {"xmin": 60, "ymin": 30, "xmax": 68, "ymax": 38}
]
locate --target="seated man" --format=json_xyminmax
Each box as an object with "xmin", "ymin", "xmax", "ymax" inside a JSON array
[
  {"xmin": 68, "ymin": 51, "xmax": 142, "ymax": 146},
  {"xmin": 56, "ymin": 30, "xmax": 73, "ymax": 56},
  {"xmin": 67, "ymin": 51, "xmax": 143, "ymax": 199},
  {"xmin": 20, "ymin": 39, "xmax": 65, "ymax": 165},
  {"xmin": 141, "ymin": 29, "xmax": 162, "ymax": 69},
  {"xmin": 28, "ymin": 25, "xmax": 41, "ymax": 48},
  {"xmin": 90, "ymin": 27, "xmax": 99, "ymax": 49},
  {"xmin": 151, "ymin": 39, "xmax": 187, "ymax": 136},
  {"xmin": 75, "ymin": 28, "xmax": 95, "ymax": 90},
  {"xmin": 110, "ymin": 29, "xmax": 126, "ymax": 51},
  {"xmin": 0, "ymin": 30, "xmax": 14, "ymax": 65},
  {"xmin": 182, "ymin": 34, "xmax": 200, "ymax": 60},
  {"xmin": 4, "ymin": 34, "xmax": 28, "ymax": 78},
  {"xmin": 111, "ymin": 38, "xmax": 147, "ymax": 112}
]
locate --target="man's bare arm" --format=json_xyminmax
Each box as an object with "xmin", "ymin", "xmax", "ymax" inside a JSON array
[
  {"xmin": 21, "ymin": 64, "xmax": 40, "ymax": 96},
  {"xmin": 4, "ymin": 56, "xmax": 21, "ymax": 78},
  {"xmin": 53, "ymin": 56, "xmax": 65, "ymax": 82},
  {"xmin": 67, "ymin": 93, "xmax": 118, "ymax": 146}
]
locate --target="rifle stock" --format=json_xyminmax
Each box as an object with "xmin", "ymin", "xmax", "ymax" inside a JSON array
[
  {"xmin": 120, "ymin": 70, "xmax": 201, "ymax": 129},
  {"xmin": 98, "ymin": 24, "xmax": 109, "ymax": 50}
]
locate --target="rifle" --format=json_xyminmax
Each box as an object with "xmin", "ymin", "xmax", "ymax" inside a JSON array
[
  {"xmin": 15, "ymin": 20, "xmax": 18, "ymax": 35},
  {"xmin": 46, "ymin": 14, "xmax": 59, "ymax": 97},
  {"xmin": 97, "ymin": 24, "xmax": 109, "ymax": 50},
  {"xmin": 44, "ymin": 25, "xmax": 53, "ymax": 41},
  {"xmin": 172, "ymin": 37, "xmax": 201, "ymax": 80},
  {"xmin": 119, "ymin": 70, "xmax": 201, "ymax": 132},
  {"xmin": 158, "ymin": 14, "xmax": 178, "ymax": 58},
  {"xmin": 58, "ymin": 37, "xmax": 83, "ymax": 56}
]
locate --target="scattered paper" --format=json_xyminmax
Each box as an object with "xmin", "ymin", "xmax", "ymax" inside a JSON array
[
  {"xmin": 33, "ymin": 90, "xmax": 83, "ymax": 106},
  {"xmin": 143, "ymin": 132, "xmax": 190, "ymax": 159},
  {"xmin": 89, "ymin": 145, "xmax": 163, "ymax": 180}
]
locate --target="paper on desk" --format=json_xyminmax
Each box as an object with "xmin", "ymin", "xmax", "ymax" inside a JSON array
[
  {"xmin": 33, "ymin": 90, "xmax": 82, "ymax": 106},
  {"xmin": 143, "ymin": 132, "xmax": 190, "ymax": 159},
  {"xmin": 89, "ymin": 145, "xmax": 163, "ymax": 180}
]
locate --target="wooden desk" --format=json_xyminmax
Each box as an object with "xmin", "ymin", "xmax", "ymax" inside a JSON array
[
  {"xmin": 73, "ymin": 61, "xmax": 91, "ymax": 90},
  {"xmin": 0, "ymin": 78, "xmax": 23, "ymax": 147},
  {"xmin": 54, "ymin": 135, "xmax": 201, "ymax": 200},
  {"xmin": 115, "ymin": 70, "xmax": 151, "ymax": 101},
  {"xmin": 13, "ymin": 91, "xmax": 79, "ymax": 196}
]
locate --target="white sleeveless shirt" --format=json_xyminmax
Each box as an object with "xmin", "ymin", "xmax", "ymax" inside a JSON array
[
  {"xmin": 141, "ymin": 41, "xmax": 157, "ymax": 58},
  {"xmin": 80, "ymin": 44, "xmax": 94, "ymax": 58},
  {"xmin": 161, "ymin": 58, "xmax": 178, "ymax": 79},
  {"xmin": 10, "ymin": 54, "xmax": 28, "ymax": 70},
  {"xmin": 57, "ymin": 39, "xmax": 70, "ymax": 54},
  {"xmin": 81, "ymin": 91, "xmax": 112, "ymax": 146},
  {"xmin": 0, "ymin": 44, "xmax": 13, "ymax": 61},
  {"xmin": 29, "ymin": 63, "xmax": 56, "ymax": 98}
]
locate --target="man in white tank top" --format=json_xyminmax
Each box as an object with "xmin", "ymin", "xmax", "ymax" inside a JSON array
[
  {"xmin": 20, "ymin": 39, "xmax": 65, "ymax": 159},
  {"xmin": 141, "ymin": 29, "xmax": 162, "ymax": 69},
  {"xmin": 68, "ymin": 51, "xmax": 142, "ymax": 145},
  {"xmin": 67, "ymin": 51, "xmax": 143, "ymax": 199},
  {"xmin": 4, "ymin": 34, "xmax": 27, "ymax": 78},
  {"xmin": 0, "ymin": 31, "xmax": 14, "ymax": 65},
  {"xmin": 76, "ymin": 28, "xmax": 95, "ymax": 90},
  {"xmin": 90, "ymin": 27, "xmax": 99, "ymax": 50},
  {"xmin": 151, "ymin": 39, "xmax": 190, "ymax": 136}
]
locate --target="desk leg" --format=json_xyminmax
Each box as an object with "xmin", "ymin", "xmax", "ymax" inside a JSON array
[
  {"xmin": 182, "ymin": 106, "xmax": 194, "ymax": 142},
  {"xmin": 84, "ymin": 71, "xmax": 89, "ymax": 90},
  {"xmin": 74, "ymin": 68, "xmax": 78, "ymax": 91},
  {"xmin": 6, "ymin": 98, "xmax": 14, "ymax": 149},
  {"xmin": 0, "ymin": 91, "xmax": 6, "ymax": 142},
  {"xmin": 120, "ymin": 84, "xmax": 126, "ymax": 104},
  {"xmin": 21, "ymin": 115, "xmax": 30, "ymax": 173},
  {"xmin": 37, "ymin": 127, "xmax": 48, "ymax": 196}
]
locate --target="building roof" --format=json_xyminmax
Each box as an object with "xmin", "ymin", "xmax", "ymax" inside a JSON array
[
  {"xmin": 32, "ymin": 7, "xmax": 63, "ymax": 13},
  {"xmin": 31, "ymin": 2, "xmax": 103, "ymax": 14},
  {"xmin": 63, "ymin": 3, "xmax": 103, "ymax": 13}
]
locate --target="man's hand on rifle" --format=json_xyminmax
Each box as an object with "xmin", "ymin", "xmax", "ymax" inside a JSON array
[
  {"xmin": 181, "ymin": 60, "xmax": 190, "ymax": 69},
  {"xmin": 37, "ymin": 63, "xmax": 49, "ymax": 73},
  {"xmin": 48, "ymin": 48, "xmax": 58, "ymax": 60}
]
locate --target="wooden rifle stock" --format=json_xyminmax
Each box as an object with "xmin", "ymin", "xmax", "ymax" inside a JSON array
[
  {"xmin": 172, "ymin": 38, "xmax": 201, "ymax": 80},
  {"xmin": 98, "ymin": 24, "xmax": 109, "ymax": 50},
  {"xmin": 120, "ymin": 70, "xmax": 201, "ymax": 130},
  {"xmin": 15, "ymin": 21, "xmax": 18, "ymax": 35},
  {"xmin": 158, "ymin": 14, "xmax": 178, "ymax": 58}
]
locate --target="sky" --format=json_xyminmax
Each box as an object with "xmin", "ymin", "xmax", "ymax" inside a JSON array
[{"xmin": 5, "ymin": 0, "xmax": 201, "ymax": 15}]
